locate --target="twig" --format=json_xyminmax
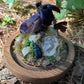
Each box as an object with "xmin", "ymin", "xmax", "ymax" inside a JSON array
[{"xmin": 0, "ymin": 39, "xmax": 4, "ymax": 55}]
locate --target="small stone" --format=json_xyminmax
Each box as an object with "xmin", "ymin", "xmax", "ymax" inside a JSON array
[
  {"xmin": 22, "ymin": 39, "xmax": 25, "ymax": 44},
  {"xmin": 7, "ymin": 77, "xmax": 17, "ymax": 84},
  {"xmin": 42, "ymin": 59, "xmax": 50, "ymax": 68},
  {"xmin": 16, "ymin": 36, "xmax": 21, "ymax": 42},
  {"xmin": 0, "ymin": 68, "xmax": 14, "ymax": 81},
  {"xmin": 29, "ymin": 35, "xmax": 36, "ymax": 42},
  {"xmin": 29, "ymin": 34, "xmax": 40, "ymax": 42},
  {"xmin": 22, "ymin": 47, "xmax": 30, "ymax": 56},
  {"xmin": 56, "ymin": 56, "xmax": 61, "ymax": 61},
  {"xmin": 1, "ymin": 75, "xmax": 5, "ymax": 80}
]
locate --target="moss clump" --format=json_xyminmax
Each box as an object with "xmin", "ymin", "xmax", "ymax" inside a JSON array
[
  {"xmin": 49, "ymin": 56, "xmax": 56, "ymax": 62},
  {"xmin": 24, "ymin": 52, "xmax": 31, "ymax": 59}
]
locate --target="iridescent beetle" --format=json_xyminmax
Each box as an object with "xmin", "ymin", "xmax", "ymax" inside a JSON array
[
  {"xmin": 20, "ymin": 2, "xmax": 60, "ymax": 33},
  {"xmin": 33, "ymin": 43, "xmax": 43, "ymax": 59}
]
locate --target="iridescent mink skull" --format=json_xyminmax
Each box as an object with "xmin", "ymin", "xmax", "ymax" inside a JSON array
[{"xmin": 20, "ymin": 2, "xmax": 60, "ymax": 33}]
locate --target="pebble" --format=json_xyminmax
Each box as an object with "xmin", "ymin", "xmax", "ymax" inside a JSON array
[
  {"xmin": 16, "ymin": 36, "xmax": 21, "ymax": 42},
  {"xmin": 56, "ymin": 56, "xmax": 61, "ymax": 61},
  {"xmin": 22, "ymin": 39, "xmax": 25, "ymax": 44},
  {"xmin": 42, "ymin": 59, "xmax": 50, "ymax": 68},
  {"xmin": 22, "ymin": 47, "xmax": 30, "ymax": 56},
  {"xmin": 29, "ymin": 34, "xmax": 41, "ymax": 42},
  {"xmin": 0, "ymin": 68, "xmax": 13, "ymax": 80}
]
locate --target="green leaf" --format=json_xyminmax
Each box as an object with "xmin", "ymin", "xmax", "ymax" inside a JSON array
[
  {"xmin": 54, "ymin": 9, "xmax": 67, "ymax": 20},
  {"xmin": 9, "ymin": 20, "xmax": 13, "ymax": 24},
  {"xmin": 4, "ymin": 0, "xmax": 17, "ymax": 8},
  {"xmin": 61, "ymin": 2, "xmax": 68, "ymax": 8},
  {"xmin": 12, "ymin": 0, "xmax": 15, "ymax": 3},
  {"xmin": 2, "ymin": 21, "xmax": 6, "ymax": 26},
  {"xmin": 56, "ymin": 0, "xmax": 63, "ymax": 7},
  {"xmin": 67, "ymin": 0, "xmax": 84, "ymax": 11},
  {"xmin": 0, "ymin": 25, "xmax": 7, "ymax": 28},
  {"xmin": 3, "ymin": 16, "xmax": 14, "ymax": 24},
  {"xmin": 6, "ymin": 16, "xmax": 11, "ymax": 22},
  {"xmin": 73, "ymin": 44, "xmax": 84, "ymax": 49},
  {"xmin": 14, "ymin": 0, "xmax": 17, "ymax": 3},
  {"xmin": 66, "ymin": 10, "xmax": 71, "ymax": 14},
  {"xmin": 14, "ymin": 3, "xmax": 22, "ymax": 8},
  {"xmin": 6, "ymin": 16, "xmax": 11, "ymax": 20},
  {"xmin": 5, "ymin": 0, "xmax": 16, "ymax": 3},
  {"xmin": 5, "ymin": 0, "xmax": 10, "ymax": 4},
  {"xmin": 25, "ymin": 40, "xmax": 30, "ymax": 46},
  {"xmin": 9, "ymin": 3, "xmax": 13, "ymax": 8},
  {"xmin": 2, "ymin": 19, "xmax": 8, "ymax": 22}
]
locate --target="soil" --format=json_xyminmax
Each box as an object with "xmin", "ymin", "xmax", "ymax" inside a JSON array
[{"xmin": 0, "ymin": 1, "xmax": 84, "ymax": 84}]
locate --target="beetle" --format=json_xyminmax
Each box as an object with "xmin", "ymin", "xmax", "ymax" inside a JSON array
[
  {"xmin": 33, "ymin": 43, "xmax": 43, "ymax": 59},
  {"xmin": 20, "ymin": 2, "xmax": 60, "ymax": 33}
]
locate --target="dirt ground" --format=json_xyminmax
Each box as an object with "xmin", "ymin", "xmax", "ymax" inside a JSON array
[{"xmin": 0, "ymin": 1, "xmax": 84, "ymax": 84}]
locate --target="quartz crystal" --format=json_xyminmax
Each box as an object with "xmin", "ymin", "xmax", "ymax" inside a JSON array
[{"xmin": 42, "ymin": 36, "xmax": 59, "ymax": 56}]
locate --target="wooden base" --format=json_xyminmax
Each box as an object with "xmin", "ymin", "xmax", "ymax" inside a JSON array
[{"xmin": 4, "ymin": 31, "xmax": 75, "ymax": 84}]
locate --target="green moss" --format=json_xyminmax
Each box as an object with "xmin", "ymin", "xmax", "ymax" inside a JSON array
[
  {"xmin": 13, "ymin": 48, "xmax": 17, "ymax": 53},
  {"xmin": 24, "ymin": 52, "xmax": 31, "ymax": 59},
  {"xmin": 20, "ymin": 49, "xmax": 22, "ymax": 53},
  {"xmin": 58, "ymin": 38, "xmax": 63, "ymax": 42},
  {"xmin": 19, "ymin": 44, "xmax": 24, "ymax": 48},
  {"xmin": 63, "ymin": 44, "xmax": 66, "ymax": 48},
  {"xmin": 30, "ymin": 42, "xmax": 34, "ymax": 47},
  {"xmin": 29, "ymin": 47, "xmax": 34, "ymax": 52},
  {"xmin": 22, "ymin": 59, "xmax": 27, "ymax": 62},
  {"xmin": 60, "ymin": 48, "xmax": 64, "ymax": 53},
  {"xmin": 23, "ymin": 34, "xmax": 32, "ymax": 47},
  {"xmin": 24, "ymin": 34, "xmax": 31, "ymax": 41},
  {"xmin": 14, "ymin": 48, "xmax": 20, "ymax": 53},
  {"xmin": 35, "ymin": 59, "xmax": 38, "ymax": 62},
  {"xmin": 21, "ymin": 44, "xmax": 25, "ymax": 48},
  {"xmin": 56, "ymin": 45, "xmax": 60, "ymax": 51},
  {"xmin": 15, "ymin": 35, "xmax": 20, "ymax": 40},
  {"xmin": 25, "ymin": 40, "xmax": 31, "ymax": 46},
  {"xmin": 49, "ymin": 56, "xmax": 56, "ymax": 62}
]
